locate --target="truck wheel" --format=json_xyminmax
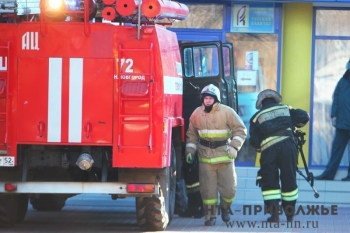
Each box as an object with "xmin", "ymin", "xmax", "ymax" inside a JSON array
[
  {"xmin": 0, "ymin": 194, "xmax": 19, "ymax": 228},
  {"xmin": 136, "ymin": 187, "xmax": 169, "ymax": 231},
  {"xmin": 30, "ymin": 194, "xmax": 66, "ymax": 211},
  {"xmin": 135, "ymin": 143, "xmax": 176, "ymax": 231},
  {"xmin": 16, "ymin": 194, "xmax": 28, "ymax": 223}
]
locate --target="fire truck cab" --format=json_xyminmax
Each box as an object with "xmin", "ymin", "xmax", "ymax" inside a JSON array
[{"xmin": 0, "ymin": 0, "xmax": 237, "ymax": 230}]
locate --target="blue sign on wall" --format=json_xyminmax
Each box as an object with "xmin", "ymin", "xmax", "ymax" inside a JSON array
[{"xmin": 231, "ymin": 4, "xmax": 275, "ymax": 33}]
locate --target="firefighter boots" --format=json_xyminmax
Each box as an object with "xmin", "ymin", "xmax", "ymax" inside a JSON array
[
  {"xmin": 193, "ymin": 205, "xmax": 204, "ymax": 218},
  {"xmin": 267, "ymin": 215, "xmax": 280, "ymax": 223},
  {"xmin": 287, "ymin": 215, "xmax": 294, "ymax": 222},
  {"xmin": 178, "ymin": 205, "xmax": 204, "ymax": 218},
  {"xmin": 220, "ymin": 207, "xmax": 230, "ymax": 222},
  {"xmin": 266, "ymin": 200, "xmax": 279, "ymax": 222},
  {"xmin": 282, "ymin": 201, "xmax": 296, "ymax": 223},
  {"xmin": 178, "ymin": 191, "xmax": 204, "ymax": 218},
  {"xmin": 204, "ymin": 217, "xmax": 216, "ymax": 226}
]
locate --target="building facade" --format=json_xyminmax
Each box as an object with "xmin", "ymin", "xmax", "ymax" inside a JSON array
[{"xmin": 168, "ymin": 1, "xmax": 350, "ymax": 171}]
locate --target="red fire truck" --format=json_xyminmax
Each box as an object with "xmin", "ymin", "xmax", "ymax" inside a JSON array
[{"xmin": 0, "ymin": 0, "xmax": 238, "ymax": 230}]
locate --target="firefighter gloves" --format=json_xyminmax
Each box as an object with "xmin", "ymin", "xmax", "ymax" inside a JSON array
[
  {"xmin": 227, "ymin": 146, "xmax": 237, "ymax": 160},
  {"xmin": 186, "ymin": 153, "xmax": 194, "ymax": 164},
  {"xmin": 256, "ymin": 174, "xmax": 262, "ymax": 187},
  {"xmin": 185, "ymin": 147, "xmax": 196, "ymax": 164}
]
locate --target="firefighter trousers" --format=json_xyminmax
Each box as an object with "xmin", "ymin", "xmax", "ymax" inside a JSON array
[
  {"xmin": 199, "ymin": 162, "xmax": 236, "ymax": 219},
  {"xmin": 183, "ymin": 154, "xmax": 201, "ymax": 208},
  {"xmin": 259, "ymin": 137, "xmax": 298, "ymax": 217}
]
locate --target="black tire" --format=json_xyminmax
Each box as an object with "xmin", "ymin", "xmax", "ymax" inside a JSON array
[
  {"xmin": 16, "ymin": 194, "xmax": 28, "ymax": 223},
  {"xmin": 136, "ymin": 189, "xmax": 168, "ymax": 231},
  {"xmin": 135, "ymin": 142, "xmax": 176, "ymax": 231},
  {"xmin": 0, "ymin": 194, "xmax": 19, "ymax": 228},
  {"xmin": 30, "ymin": 194, "xmax": 66, "ymax": 211}
]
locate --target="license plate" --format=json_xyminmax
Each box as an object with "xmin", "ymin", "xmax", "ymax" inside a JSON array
[{"xmin": 0, "ymin": 156, "xmax": 15, "ymax": 167}]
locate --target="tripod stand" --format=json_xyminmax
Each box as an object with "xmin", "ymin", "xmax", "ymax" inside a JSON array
[{"xmin": 294, "ymin": 130, "xmax": 320, "ymax": 198}]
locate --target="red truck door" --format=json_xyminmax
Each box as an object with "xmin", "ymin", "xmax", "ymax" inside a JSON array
[
  {"xmin": 0, "ymin": 45, "xmax": 8, "ymax": 153},
  {"xmin": 17, "ymin": 57, "xmax": 114, "ymax": 144}
]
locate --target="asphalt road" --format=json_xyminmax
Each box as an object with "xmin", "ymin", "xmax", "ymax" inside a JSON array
[{"xmin": 3, "ymin": 194, "xmax": 141, "ymax": 233}]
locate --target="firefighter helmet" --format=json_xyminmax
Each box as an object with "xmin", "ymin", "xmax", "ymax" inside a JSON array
[
  {"xmin": 255, "ymin": 89, "xmax": 282, "ymax": 109},
  {"xmin": 200, "ymin": 84, "xmax": 221, "ymax": 102}
]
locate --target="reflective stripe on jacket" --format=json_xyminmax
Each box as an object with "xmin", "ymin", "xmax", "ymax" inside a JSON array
[
  {"xmin": 186, "ymin": 103, "xmax": 247, "ymax": 164},
  {"xmin": 249, "ymin": 104, "xmax": 294, "ymax": 151}
]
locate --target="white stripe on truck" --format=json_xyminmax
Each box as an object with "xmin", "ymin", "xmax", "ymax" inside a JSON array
[
  {"xmin": 69, "ymin": 58, "xmax": 83, "ymax": 143},
  {"xmin": 48, "ymin": 58, "xmax": 62, "ymax": 142}
]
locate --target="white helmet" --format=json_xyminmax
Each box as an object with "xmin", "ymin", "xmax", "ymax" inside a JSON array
[
  {"xmin": 200, "ymin": 84, "xmax": 221, "ymax": 102},
  {"xmin": 255, "ymin": 89, "xmax": 282, "ymax": 109}
]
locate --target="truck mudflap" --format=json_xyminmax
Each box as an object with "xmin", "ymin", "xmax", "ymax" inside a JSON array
[{"xmin": 0, "ymin": 182, "xmax": 159, "ymax": 195}]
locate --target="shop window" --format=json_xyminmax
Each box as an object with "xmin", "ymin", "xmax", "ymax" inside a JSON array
[
  {"xmin": 168, "ymin": 4, "xmax": 223, "ymax": 29},
  {"xmin": 311, "ymin": 8, "xmax": 350, "ymax": 167},
  {"xmin": 226, "ymin": 33, "xmax": 278, "ymax": 164},
  {"xmin": 316, "ymin": 10, "xmax": 350, "ymax": 37}
]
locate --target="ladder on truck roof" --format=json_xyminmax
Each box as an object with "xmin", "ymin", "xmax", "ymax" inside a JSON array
[
  {"xmin": 0, "ymin": 43, "xmax": 9, "ymax": 154},
  {"xmin": 117, "ymin": 44, "xmax": 154, "ymax": 152}
]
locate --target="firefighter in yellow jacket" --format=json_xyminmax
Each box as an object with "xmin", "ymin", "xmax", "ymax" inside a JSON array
[{"xmin": 185, "ymin": 84, "xmax": 247, "ymax": 226}]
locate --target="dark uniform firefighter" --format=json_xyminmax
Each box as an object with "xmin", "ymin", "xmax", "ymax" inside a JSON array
[
  {"xmin": 249, "ymin": 89, "xmax": 309, "ymax": 222},
  {"xmin": 185, "ymin": 84, "xmax": 247, "ymax": 226},
  {"xmin": 178, "ymin": 155, "xmax": 204, "ymax": 218}
]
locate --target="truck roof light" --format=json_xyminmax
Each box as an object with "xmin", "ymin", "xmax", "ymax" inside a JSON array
[
  {"xmin": 5, "ymin": 183, "xmax": 17, "ymax": 192},
  {"xmin": 126, "ymin": 184, "xmax": 155, "ymax": 193},
  {"xmin": 43, "ymin": 0, "xmax": 67, "ymax": 21},
  {"xmin": 48, "ymin": 0, "xmax": 64, "ymax": 10}
]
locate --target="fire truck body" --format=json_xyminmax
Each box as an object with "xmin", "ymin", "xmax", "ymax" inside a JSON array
[
  {"xmin": 1, "ymin": 21, "xmax": 181, "ymax": 166},
  {"xmin": 0, "ymin": 0, "xmax": 238, "ymax": 230},
  {"xmin": 0, "ymin": 0, "xmax": 188, "ymax": 230}
]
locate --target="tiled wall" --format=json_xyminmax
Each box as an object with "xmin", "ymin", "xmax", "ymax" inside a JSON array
[{"xmin": 235, "ymin": 167, "xmax": 350, "ymax": 206}]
